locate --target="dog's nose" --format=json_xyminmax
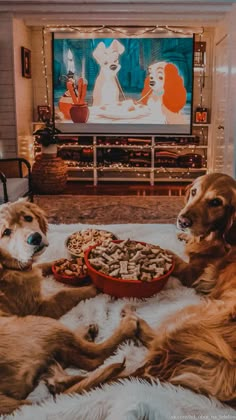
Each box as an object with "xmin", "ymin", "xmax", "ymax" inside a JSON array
[
  {"xmin": 27, "ymin": 232, "xmax": 42, "ymax": 246},
  {"xmin": 178, "ymin": 215, "xmax": 192, "ymax": 229},
  {"xmin": 149, "ymin": 80, "xmax": 156, "ymax": 86},
  {"xmin": 110, "ymin": 64, "xmax": 117, "ymax": 71}
]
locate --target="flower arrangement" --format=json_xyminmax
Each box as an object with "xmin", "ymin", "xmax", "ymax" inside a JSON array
[{"xmin": 33, "ymin": 123, "xmax": 61, "ymax": 148}]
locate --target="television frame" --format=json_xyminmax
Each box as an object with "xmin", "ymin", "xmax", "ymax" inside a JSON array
[{"xmin": 52, "ymin": 31, "xmax": 195, "ymax": 135}]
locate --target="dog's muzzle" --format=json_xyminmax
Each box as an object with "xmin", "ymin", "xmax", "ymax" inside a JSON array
[
  {"xmin": 110, "ymin": 64, "xmax": 118, "ymax": 71},
  {"xmin": 149, "ymin": 81, "xmax": 156, "ymax": 87},
  {"xmin": 177, "ymin": 215, "xmax": 193, "ymax": 230},
  {"xmin": 27, "ymin": 232, "xmax": 48, "ymax": 255},
  {"xmin": 27, "ymin": 232, "xmax": 42, "ymax": 246}
]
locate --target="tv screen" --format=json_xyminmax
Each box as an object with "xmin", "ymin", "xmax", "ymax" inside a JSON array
[{"xmin": 53, "ymin": 33, "xmax": 194, "ymax": 134}]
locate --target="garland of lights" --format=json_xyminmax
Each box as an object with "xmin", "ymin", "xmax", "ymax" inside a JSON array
[
  {"xmin": 41, "ymin": 28, "xmax": 50, "ymax": 105},
  {"xmin": 39, "ymin": 26, "xmax": 207, "ymax": 181},
  {"xmin": 198, "ymin": 33, "xmax": 205, "ymax": 108},
  {"xmin": 44, "ymin": 25, "xmax": 204, "ymax": 36}
]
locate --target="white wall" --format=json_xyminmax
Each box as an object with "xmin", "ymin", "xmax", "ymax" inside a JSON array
[
  {"xmin": 211, "ymin": 5, "xmax": 236, "ymax": 177},
  {"xmin": 13, "ymin": 18, "xmax": 34, "ymax": 160}
]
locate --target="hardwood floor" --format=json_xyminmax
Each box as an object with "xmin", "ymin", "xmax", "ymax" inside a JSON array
[{"xmin": 64, "ymin": 181, "xmax": 187, "ymax": 196}]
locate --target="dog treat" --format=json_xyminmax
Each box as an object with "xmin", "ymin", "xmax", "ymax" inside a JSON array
[
  {"xmin": 54, "ymin": 258, "xmax": 88, "ymax": 277},
  {"xmin": 88, "ymin": 240, "xmax": 173, "ymax": 282},
  {"xmin": 66, "ymin": 229, "xmax": 117, "ymax": 257}
]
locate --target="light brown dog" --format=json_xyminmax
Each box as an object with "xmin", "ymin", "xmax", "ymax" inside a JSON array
[
  {"xmin": 0, "ymin": 200, "xmax": 139, "ymax": 415},
  {"xmin": 0, "ymin": 199, "xmax": 98, "ymax": 318},
  {"xmin": 92, "ymin": 173, "xmax": 236, "ymax": 406},
  {"xmin": 177, "ymin": 172, "xmax": 236, "ymax": 245}
]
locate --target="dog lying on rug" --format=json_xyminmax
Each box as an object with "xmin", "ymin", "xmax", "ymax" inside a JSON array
[
  {"xmin": 98, "ymin": 173, "xmax": 236, "ymax": 407},
  {"xmin": 0, "ymin": 200, "xmax": 139, "ymax": 415}
]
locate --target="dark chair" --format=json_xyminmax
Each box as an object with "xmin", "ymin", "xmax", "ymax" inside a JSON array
[{"xmin": 0, "ymin": 158, "xmax": 33, "ymax": 204}]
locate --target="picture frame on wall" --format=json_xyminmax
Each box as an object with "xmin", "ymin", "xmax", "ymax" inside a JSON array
[{"xmin": 21, "ymin": 47, "xmax": 32, "ymax": 78}]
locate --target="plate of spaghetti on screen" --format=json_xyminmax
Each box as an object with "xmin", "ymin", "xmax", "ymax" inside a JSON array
[{"xmin": 97, "ymin": 100, "xmax": 150, "ymax": 120}]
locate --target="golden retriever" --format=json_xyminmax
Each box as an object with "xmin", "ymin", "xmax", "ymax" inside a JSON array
[
  {"xmin": 177, "ymin": 172, "xmax": 236, "ymax": 245},
  {"xmin": 0, "ymin": 199, "xmax": 98, "ymax": 318},
  {"xmin": 0, "ymin": 200, "xmax": 139, "ymax": 415},
  {"xmin": 87, "ymin": 173, "xmax": 236, "ymax": 406}
]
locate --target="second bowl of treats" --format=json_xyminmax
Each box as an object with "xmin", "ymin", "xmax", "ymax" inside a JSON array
[
  {"xmin": 52, "ymin": 228, "xmax": 119, "ymax": 286},
  {"xmin": 84, "ymin": 239, "xmax": 174, "ymax": 298},
  {"xmin": 52, "ymin": 258, "xmax": 89, "ymax": 286}
]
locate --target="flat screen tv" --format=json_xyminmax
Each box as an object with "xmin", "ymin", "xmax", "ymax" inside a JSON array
[{"xmin": 53, "ymin": 32, "xmax": 194, "ymax": 134}]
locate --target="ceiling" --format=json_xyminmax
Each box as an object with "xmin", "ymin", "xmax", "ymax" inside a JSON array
[{"xmin": 0, "ymin": 0, "xmax": 235, "ymax": 27}]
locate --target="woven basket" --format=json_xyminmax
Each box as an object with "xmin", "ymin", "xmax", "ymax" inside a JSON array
[{"xmin": 32, "ymin": 152, "xmax": 68, "ymax": 194}]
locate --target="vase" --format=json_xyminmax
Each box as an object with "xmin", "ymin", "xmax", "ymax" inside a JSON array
[
  {"xmin": 70, "ymin": 103, "xmax": 89, "ymax": 123},
  {"xmin": 32, "ymin": 145, "xmax": 68, "ymax": 194}
]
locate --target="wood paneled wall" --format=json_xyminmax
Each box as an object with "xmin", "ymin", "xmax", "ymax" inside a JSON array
[{"xmin": 0, "ymin": 15, "xmax": 17, "ymax": 158}]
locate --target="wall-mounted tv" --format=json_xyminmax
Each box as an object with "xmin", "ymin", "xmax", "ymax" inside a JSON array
[{"xmin": 53, "ymin": 32, "xmax": 194, "ymax": 134}]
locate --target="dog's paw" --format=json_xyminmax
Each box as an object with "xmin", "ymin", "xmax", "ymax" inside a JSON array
[
  {"xmin": 82, "ymin": 284, "xmax": 100, "ymax": 298},
  {"xmin": 110, "ymin": 358, "xmax": 126, "ymax": 376},
  {"xmin": 85, "ymin": 323, "xmax": 99, "ymax": 342},
  {"xmin": 120, "ymin": 311, "xmax": 139, "ymax": 338},
  {"xmin": 43, "ymin": 362, "xmax": 69, "ymax": 396},
  {"xmin": 104, "ymin": 358, "xmax": 126, "ymax": 380},
  {"xmin": 120, "ymin": 304, "xmax": 136, "ymax": 318}
]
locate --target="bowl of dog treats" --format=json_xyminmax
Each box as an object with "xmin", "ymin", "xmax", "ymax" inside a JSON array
[
  {"xmin": 84, "ymin": 239, "xmax": 174, "ymax": 298},
  {"xmin": 66, "ymin": 228, "xmax": 119, "ymax": 258},
  {"xmin": 52, "ymin": 257, "xmax": 90, "ymax": 286},
  {"xmin": 53, "ymin": 229, "xmax": 119, "ymax": 286}
]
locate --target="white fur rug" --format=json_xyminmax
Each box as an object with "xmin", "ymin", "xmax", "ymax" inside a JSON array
[{"xmin": 7, "ymin": 223, "xmax": 236, "ymax": 420}]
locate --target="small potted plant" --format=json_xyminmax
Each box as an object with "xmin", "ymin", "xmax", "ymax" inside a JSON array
[
  {"xmin": 33, "ymin": 123, "xmax": 61, "ymax": 154},
  {"xmin": 32, "ymin": 123, "xmax": 68, "ymax": 194}
]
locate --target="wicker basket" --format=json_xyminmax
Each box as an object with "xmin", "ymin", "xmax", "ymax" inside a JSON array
[{"xmin": 32, "ymin": 151, "xmax": 68, "ymax": 194}]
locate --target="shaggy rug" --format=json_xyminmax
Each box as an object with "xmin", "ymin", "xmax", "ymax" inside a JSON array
[
  {"xmin": 7, "ymin": 223, "xmax": 235, "ymax": 420},
  {"xmin": 34, "ymin": 195, "xmax": 184, "ymax": 225}
]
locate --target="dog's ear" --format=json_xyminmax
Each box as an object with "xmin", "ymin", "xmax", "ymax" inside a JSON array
[
  {"xmin": 110, "ymin": 39, "xmax": 125, "ymax": 55},
  {"xmin": 17, "ymin": 197, "xmax": 29, "ymax": 203},
  {"xmin": 92, "ymin": 42, "xmax": 106, "ymax": 63},
  {"xmin": 24, "ymin": 202, "xmax": 48, "ymax": 234},
  {"xmin": 184, "ymin": 183, "xmax": 193, "ymax": 204},
  {"xmin": 163, "ymin": 63, "xmax": 186, "ymax": 113},
  {"xmin": 224, "ymin": 187, "xmax": 236, "ymax": 241}
]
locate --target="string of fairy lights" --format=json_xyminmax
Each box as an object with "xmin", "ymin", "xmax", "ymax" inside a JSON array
[
  {"xmin": 39, "ymin": 25, "xmax": 207, "ymax": 181},
  {"xmin": 198, "ymin": 33, "xmax": 205, "ymax": 109},
  {"xmin": 41, "ymin": 28, "xmax": 50, "ymax": 105}
]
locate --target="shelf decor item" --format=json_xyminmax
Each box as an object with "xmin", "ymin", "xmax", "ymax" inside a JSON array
[
  {"xmin": 194, "ymin": 107, "xmax": 208, "ymax": 124},
  {"xmin": 32, "ymin": 124, "xmax": 68, "ymax": 194},
  {"xmin": 37, "ymin": 105, "xmax": 51, "ymax": 124},
  {"xmin": 194, "ymin": 41, "xmax": 206, "ymax": 67}
]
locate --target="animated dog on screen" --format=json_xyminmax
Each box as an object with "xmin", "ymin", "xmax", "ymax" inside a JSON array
[
  {"xmin": 141, "ymin": 62, "xmax": 187, "ymax": 124},
  {"xmin": 92, "ymin": 40, "xmax": 125, "ymax": 107}
]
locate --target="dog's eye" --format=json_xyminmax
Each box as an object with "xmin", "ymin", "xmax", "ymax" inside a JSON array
[
  {"xmin": 191, "ymin": 188, "xmax": 197, "ymax": 197},
  {"xmin": 158, "ymin": 75, "xmax": 163, "ymax": 80},
  {"xmin": 24, "ymin": 215, "xmax": 33, "ymax": 222},
  {"xmin": 2, "ymin": 228, "xmax": 12, "ymax": 237},
  {"xmin": 104, "ymin": 61, "xmax": 108, "ymax": 65},
  {"xmin": 208, "ymin": 198, "xmax": 223, "ymax": 207}
]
